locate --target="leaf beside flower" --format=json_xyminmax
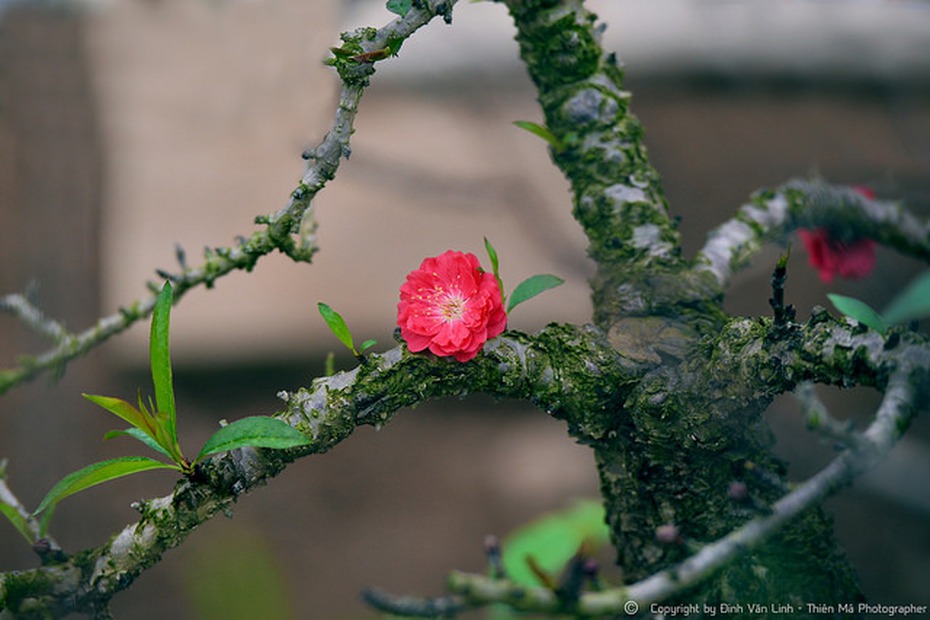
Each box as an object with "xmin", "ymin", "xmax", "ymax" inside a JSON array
[
  {"xmin": 317, "ymin": 302, "xmax": 375, "ymax": 358},
  {"xmin": 827, "ymin": 294, "xmax": 886, "ymax": 334},
  {"xmin": 484, "ymin": 237, "xmax": 505, "ymax": 306},
  {"xmin": 508, "ymin": 274, "xmax": 565, "ymax": 314},
  {"xmin": 880, "ymin": 271, "xmax": 930, "ymax": 327}
]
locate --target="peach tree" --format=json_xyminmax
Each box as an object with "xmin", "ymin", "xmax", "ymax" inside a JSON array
[{"xmin": 2, "ymin": 0, "xmax": 930, "ymax": 617}]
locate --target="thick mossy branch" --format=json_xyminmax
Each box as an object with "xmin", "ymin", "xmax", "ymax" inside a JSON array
[
  {"xmin": 443, "ymin": 372, "xmax": 917, "ymax": 616},
  {"xmin": 502, "ymin": 0, "xmax": 679, "ymax": 275},
  {"xmin": 279, "ymin": 324, "xmax": 642, "ymax": 445},
  {"xmin": 4, "ymin": 1, "xmax": 929, "ymax": 617},
  {"xmin": 697, "ymin": 179, "xmax": 930, "ymax": 288},
  {"xmin": 0, "ymin": 325, "xmax": 637, "ymax": 617},
  {"xmin": 3, "ymin": 312, "xmax": 926, "ymax": 616},
  {"xmin": 584, "ymin": 308, "xmax": 928, "ymax": 610}
]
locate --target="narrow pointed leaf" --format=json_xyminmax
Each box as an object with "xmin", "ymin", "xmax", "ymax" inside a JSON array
[
  {"xmin": 33, "ymin": 457, "xmax": 179, "ymax": 524},
  {"xmin": 150, "ymin": 282, "xmax": 177, "ymax": 441},
  {"xmin": 507, "ymin": 274, "xmax": 564, "ymax": 313},
  {"xmin": 359, "ymin": 339, "xmax": 378, "ymax": 353},
  {"xmin": 484, "ymin": 237, "xmax": 505, "ymax": 306},
  {"xmin": 484, "ymin": 237, "xmax": 500, "ymax": 279},
  {"xmin": 104, "ymin": 427, "xmax": 174, "ymax": 460},
  {"xmin": 0, "ymin": 500, "xmax": 34, "ymax": 544},
  {"xmin": 317, "ymin": 303, "xmax": 355, "ymax": 352},
  {"xmin": 513, "ymin": 120, "xmax": 562, "ymax": 151},
  {"xmin": 828, "ymin": 294, "xmax": 886, "ymax": 334},
  {"xmin": 195, "ymin": 417, "xmax": 311, "ymax": 463},
  {"xmin": 881, "ymin": 271, "xmax": 930, "ymax": 327},
  {"xmin": 154, "ymin": 409, "xmax": 186, "ymax": 466},
  {"xmin": 83, "ymin": 393, "xmax": 158, "ymax": 439}
]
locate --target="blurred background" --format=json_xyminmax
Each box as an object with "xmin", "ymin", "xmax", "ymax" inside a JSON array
[{"xmin": 1, "ymin": 0, "xmax": 929, "ymax": 617}]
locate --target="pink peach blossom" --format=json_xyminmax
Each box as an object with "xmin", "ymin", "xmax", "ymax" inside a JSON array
[
  {"xmin": 397, "ymin": 250, "xmax": 507, "ymax": 362},
  {"xmin": 798, "ymin": 228, "xmax": 876, "ymax": 283}
]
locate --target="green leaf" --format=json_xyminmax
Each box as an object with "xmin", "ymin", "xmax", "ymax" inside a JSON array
[
  {"xmin": 386, "ymin": 0, "xmax": 413, "ymax": 17},
  {"xmin": 104, "ymin": 427, "xmax": 174, "ymax": 460},
  {"xmin": 0, "ymin": 500, "xmax": 34, "ymax": 544},
  {"xmin": 83, "ymin": 393, "xmax": 158, "ymax": 439},
  {"xmin": 502, "ymin": 499, "xmax": 609, "ymax": 587},
  {"xmin": 33, "ymin": 457, "xmax": 179, "ymax": 533},
  {"xmin": 513, "ymin": 120, "xmax": 562, "ymax": 152},
  {"xmin": 150, "ymin": 282, "xmax": 178, "ymax": 445},
  {"xmin": 484, "ymin": 237, "xmax": 505, "ymax": 306},
  {"xmin": 828, "ymin": 294, "xmax": 886, "ymax": 334},
  {"xmin": 329, "ymin": 46, "xmax": 356, "ymax": 61},
  {"xmin": 152, "ymin": 409, "xmax": 186, "ymax": 465},
  {"xmin": 484, "ymin": 237, "xmax": 500, "ymax": 279},
  {"xmin": 317, "ymin": 302, "xmax": 356, "ymax": 353},
  {"xmin": 507, "ymin": 274, "xmax": 564, "ymax": 314},
  {"xmin": 359, "ymin": 339, "xmax": 378, "ymax": 353},
  {"xmin": 881, "ymin": 271, "xmax": 930, "ymax": 327},
  {"xmin": 195, "ymin": 417, "xmax": 311, "ymax": 463}
]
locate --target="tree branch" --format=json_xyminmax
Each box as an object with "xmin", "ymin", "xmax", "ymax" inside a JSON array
[
  {"xmin": 0, "ymin": 0, "xmax": 460, "ymax": 397},
  {"xmin": 501, "ymin": 0, "xmax": 686, "ymax": 342},
  {"xmin": 697, "ymin": 179, "xmax": 930, "ymax": 288},
  {"xmin": 0, "ymin": 293, "xmax": 69, "ymax": 344},
  {"xmin": 0, "ymin": 463, "xmax": 62, "ymax": 558},
  {"xmin": 0, "ymin": 325, "xmax": 635, "ymax": 616},
  {"xmin": 395, "ymin": 371, "xmax": 919, "ymax": 617}
]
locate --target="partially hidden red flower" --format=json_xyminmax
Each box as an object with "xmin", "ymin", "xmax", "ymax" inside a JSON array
[
  {"xmin": 397, "ymin": 250, "xmax": 507, "ymax": 362},
  {"xmin": 797, "ymin": 185, "xmax": 877, "ymax": 283},
  {"xmin": 798, "ymin": 228, "xmax": 876, "ymax": 283},
  {"xmin": 851, "ymin": 185, "xmax": 875, "ymax": 200}
]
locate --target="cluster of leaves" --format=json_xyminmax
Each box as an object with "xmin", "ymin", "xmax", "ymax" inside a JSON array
[
  {"xmin": 2, "ymin": 283, "xmax": 312, "ymax": 538},
  {"xmin": 829, "ymin": 271, "xmax": 930, "ymax": 334}
]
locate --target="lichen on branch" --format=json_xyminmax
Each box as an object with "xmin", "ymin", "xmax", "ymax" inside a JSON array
[
  {"xmin": 0, "ymin": 325, "xmax": 635, "ymax": 617},
  {"xmin": 502, "ymin": 0, "xmax": 679, "ymax": 275},
  {"xmin": 3, "ymin": 0, "xmax": 930, "ymax": 617},
  {"xmin": 0, "ymin": 0, "xmax": 461, "ymax": 397},
  {"xmin": 698, "ymin": 179, "xmax": 930, "ymax": 288}
]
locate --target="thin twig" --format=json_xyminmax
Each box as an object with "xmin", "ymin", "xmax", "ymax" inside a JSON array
[
  {"xmin": 0, "ymin": 0, "xmax": 460, "ymax": 396},
  {"xmin": 0, "ymin": 463, "xmax": 62, "ymax": 556},
  {"xmin": 0, "ymin": 294, "xmax": 70, "ymax": 343},
  {"xmin": 362, "ymin": 588, "xmax": 467, "ymax": 618},
  {"xmin": 794, "ymin": 382, "xmax": 870, "ymax": 451}
]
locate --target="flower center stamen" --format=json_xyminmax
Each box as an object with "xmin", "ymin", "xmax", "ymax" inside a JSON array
[{"xmin": 439, "ymin": 293, "xmax": 466, "ymax": 321}]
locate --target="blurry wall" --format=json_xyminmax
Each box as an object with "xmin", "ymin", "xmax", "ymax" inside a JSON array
[{"xmin": 2, "ymin": 0, "xmax": 929, "ymax": 618}]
